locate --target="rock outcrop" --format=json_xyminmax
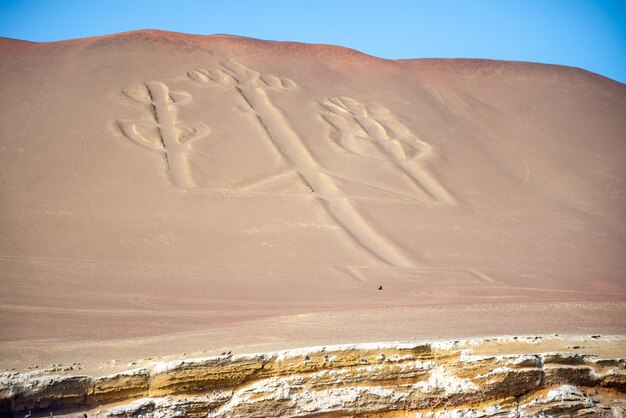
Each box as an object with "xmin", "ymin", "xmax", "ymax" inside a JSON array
[{"xmin": 1, "ymin": 336, "xmax": 624, "ymax": 417}]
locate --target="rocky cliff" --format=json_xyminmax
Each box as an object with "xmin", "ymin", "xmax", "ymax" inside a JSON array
[{"xmin": 1, "ymin": 336, "xmax": 624, "ymax": 417}]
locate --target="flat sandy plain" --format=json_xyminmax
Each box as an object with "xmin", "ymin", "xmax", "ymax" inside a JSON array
[{"xmin": 0, "ymin": 30, "xmax": 625, "ymax": 372}]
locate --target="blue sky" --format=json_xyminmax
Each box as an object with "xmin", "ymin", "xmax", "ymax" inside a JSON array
[{"xmin": 1, "ymin": 0, "xmax": 625, "ymax": 83}]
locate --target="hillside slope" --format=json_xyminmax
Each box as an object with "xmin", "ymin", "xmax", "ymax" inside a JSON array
[{"xmin": 0, "ymin": 30, "xmax": 624, "ymax": 369}]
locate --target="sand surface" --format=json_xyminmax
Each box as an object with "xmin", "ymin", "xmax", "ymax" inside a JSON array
[{"xmin": 0, "ymin": 30, "xmax": 625, "ymax": 370}]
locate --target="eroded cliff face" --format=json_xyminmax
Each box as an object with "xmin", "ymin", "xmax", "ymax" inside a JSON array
[{"xmin": 1, "ymin": 336, "xmax": 624, "ymax": 417}]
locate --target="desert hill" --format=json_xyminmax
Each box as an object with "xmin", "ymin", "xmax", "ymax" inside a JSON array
[{"xmin": 0, "ymin": 30, "xmax": 624, "ymax": 370}]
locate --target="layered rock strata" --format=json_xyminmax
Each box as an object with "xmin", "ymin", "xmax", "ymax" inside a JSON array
[{"xmin": 1, "ymin": 336, "xmax": 624, "ymax": 417}]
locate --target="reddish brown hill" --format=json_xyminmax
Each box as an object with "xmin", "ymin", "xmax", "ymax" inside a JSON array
[{"xmin": 0, "ymin": 30, "xmax": 624, "ymax": 369}]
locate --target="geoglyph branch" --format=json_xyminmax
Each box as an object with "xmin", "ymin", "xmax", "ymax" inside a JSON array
[
  {"xmin": 117, "ymin": 82, "xmax": 209, "ymax": 189},
  {"xmin": 321, "ymin": 96, "xmax": 455, "ymax": 205}
]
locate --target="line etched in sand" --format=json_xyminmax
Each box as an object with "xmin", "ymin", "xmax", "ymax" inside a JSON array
[
  {"xmin": 321, "ymin": 97, "xmax": 455, "ymax": 204},
  {"xmin": 116, "ymin": 82, "xmax": 209, "ymax": 189},
  {"xmin": 189, "ymin": 61, "xmax": 413, "ymax": 267}
]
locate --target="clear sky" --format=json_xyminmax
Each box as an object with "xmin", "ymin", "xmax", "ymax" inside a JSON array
[{"xmin": 1, "ymin": 0, "xmax": 625, "ymax": 84}]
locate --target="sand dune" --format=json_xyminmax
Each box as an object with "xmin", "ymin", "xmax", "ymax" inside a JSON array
[{"xmin": 0, "ymin": 30, "xmax": 625, "ymax": 369}]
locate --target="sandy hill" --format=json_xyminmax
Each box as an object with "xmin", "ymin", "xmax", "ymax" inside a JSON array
[{"xmin": 0, "ymin": 30, "xmax": 624, "ymax": 370}]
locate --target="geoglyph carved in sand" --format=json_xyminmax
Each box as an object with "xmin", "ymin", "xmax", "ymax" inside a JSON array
[
  {"xmin": 116, "ymin": 62, "xmax": 455, "ymax": 266},
  {"xmin": 188, "ymin": 61, "xmax": 416, "ymax": 267},
  {"xmin": 188, "ymin": 61, "xmax": 306, "ymax": 193},
  {"xmin": 187, "ymin": 61, "xmax": 304, "ymax": 195},
  {"xmin": 321, "ymin": 97, "xmax": 455, "ymax": 205},
  {"xmin": 116, "ymin": 82, "xmax": 209, "ymax": 189}
]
